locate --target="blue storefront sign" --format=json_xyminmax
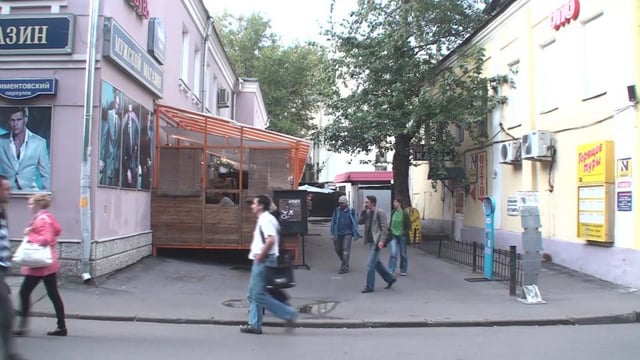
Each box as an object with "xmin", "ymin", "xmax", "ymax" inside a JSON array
[
  {"xmin": 103, "ymin": 17, "xmax": 163, "ymax": 97},
  {"xmin": 617, "ymin": 191, "xmax": 632, "ymax": 212},
  {"xmin": 0, "ymin": 78, "xmax": 57, "ymax": 100},
  {"xmin": 147, "ymin": 18, "xmax": 166, "ymax": 65},
  {"xmin": 0, "ymin": 14, "xmax": 75, "ymax": 55}
]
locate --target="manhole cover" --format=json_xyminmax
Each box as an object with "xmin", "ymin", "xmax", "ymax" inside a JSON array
[
  {"xmin": 222, "ymin": 299, "xmax": 250, "ymax": 308},
  {"xmin": 298, "ymin": 301, "xmax": 338, "ymax": 316}
]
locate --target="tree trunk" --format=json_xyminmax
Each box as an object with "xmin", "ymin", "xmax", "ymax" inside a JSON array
[{"xmin": 392, "ymin": 134, "xmax": 412, "ymax": 208}]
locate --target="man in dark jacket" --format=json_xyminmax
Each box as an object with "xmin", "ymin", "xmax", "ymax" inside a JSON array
[
  {"xmin": 330, "ymin": 195, "xmax": 361, "ymax": 274},
  {"xmin": 358, "ymin": 195, "xmax": 396, "ymax": 293}
]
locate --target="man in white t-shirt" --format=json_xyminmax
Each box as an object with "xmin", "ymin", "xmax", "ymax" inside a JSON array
[{"xmin": 240, "ymin": 195, "xmax": 298, "ymax": 335}]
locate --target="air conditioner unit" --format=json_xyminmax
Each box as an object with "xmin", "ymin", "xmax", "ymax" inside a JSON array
[
  {"xmin": 499, "ymin": 140, "xmax": 521, "ymax": 164},
  {"xmin": 521, "ymin": 130, "xmax": 552, "ymax": 160},
  {"xmin": 217, "ymin": 88, "xmax": 230, "ymax": 108}
]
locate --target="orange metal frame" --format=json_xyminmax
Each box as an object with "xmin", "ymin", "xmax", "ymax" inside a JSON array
[
  {"xmin": 151, "ymin": 104, "xmax": 310, "ymax": 256},
  {"xmin": 153, "ymin": 103, "xmax": 310, "ymax": 189}
]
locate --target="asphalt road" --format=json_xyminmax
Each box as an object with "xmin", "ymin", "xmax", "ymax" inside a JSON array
[{"xmin": 12, "ymin": 318, "xmax": 640, "ymax": 360}]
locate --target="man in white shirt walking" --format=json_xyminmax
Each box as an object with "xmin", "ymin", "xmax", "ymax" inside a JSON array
[{"xmin": 240, "ymin": 195, "xmax": 297, "ymax": 335}]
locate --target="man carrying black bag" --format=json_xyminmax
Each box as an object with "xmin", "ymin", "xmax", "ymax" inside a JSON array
[{"xmin": 240, "ymin": 195, "xmax": 298, "ymax": 335}]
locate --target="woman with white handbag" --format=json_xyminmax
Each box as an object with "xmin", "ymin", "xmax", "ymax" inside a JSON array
[{"xmin": 13, "ymin": 194, "xmax": 66, "ymax": 337}]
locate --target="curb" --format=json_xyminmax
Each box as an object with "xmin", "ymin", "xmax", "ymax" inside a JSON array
[{"xmin": 29, "ymin": 311, "xmax": 640, "ymax": 329}]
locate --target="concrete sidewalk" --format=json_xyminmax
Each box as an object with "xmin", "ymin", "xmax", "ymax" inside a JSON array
[{"xmin": 6, "ymin": 218, "xmax": 640, "ymax": 328}]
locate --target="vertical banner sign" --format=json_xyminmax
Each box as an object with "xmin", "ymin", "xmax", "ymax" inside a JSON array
[
  {"xmin": 477, "ymin": 151, "xmax": 488, "ymax": 199},
  {"xmin": 467, "ymin": 152, "xmax": 478, "ymax": 184}
]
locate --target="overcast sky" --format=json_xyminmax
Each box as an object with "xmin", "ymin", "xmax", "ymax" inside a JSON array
[{"xmin": 203, "ymin": 0, "xmax": 358, "ymax": 45}]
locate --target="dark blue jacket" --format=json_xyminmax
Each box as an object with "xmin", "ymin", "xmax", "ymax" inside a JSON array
[{"xmin": 330, "ymin": 206, "xmax": 362, "ymax": 240}]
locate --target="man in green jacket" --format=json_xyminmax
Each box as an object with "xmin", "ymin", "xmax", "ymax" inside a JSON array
[{"xmin": 387, "ymin": 198, "xmax": 411, "ymax": 276}]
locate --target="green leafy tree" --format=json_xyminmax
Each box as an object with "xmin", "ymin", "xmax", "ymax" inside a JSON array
[
  {"xmin": 322, "ymin": 0, "xmax": 494, "ymax": 206},
  {"xmin": 215, "ymin": 13, "xmax": 336, "ymax": 138}
]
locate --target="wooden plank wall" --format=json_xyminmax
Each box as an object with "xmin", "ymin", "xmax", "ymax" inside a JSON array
[
  {"xmin": 204, "ymin": 204, "xmax": 241, "ymax": 246},
  {"xmin": 151, "ymin": 194, "xmax": 203, "ymax": 246}
]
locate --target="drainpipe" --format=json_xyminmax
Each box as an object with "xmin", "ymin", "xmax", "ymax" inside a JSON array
[
  {"xmin": 233, "ymin": 78, "xmax": 241, "ymax": 121},
  {"xmin": 201, "ymin": 17, "xmax": 214, "ymax": 113},
  {"xmin": 79, "ymin": 0, "xmax": 100, "ymax": 283}
]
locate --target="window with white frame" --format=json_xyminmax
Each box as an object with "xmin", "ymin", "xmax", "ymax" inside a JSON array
[
  {"xmin": 193, "ymin": 47, "xmax": 202, "ymax": 98},
  {"xmin": 180, "ymin": 28, "xmax": 190, "ymax": 84},
  {"xmin": 507, "ymin": 61, "xmax": 521, "ymax": 127},
  {"xmin": 539, "ymin": 40, "xmax": 559, "ymax": 113},
  {"xmin": 583, "ymin": 14, "xmax": 606, "ymax": 98}
]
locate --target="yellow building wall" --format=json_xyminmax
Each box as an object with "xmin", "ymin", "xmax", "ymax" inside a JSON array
[{"xmin": 415, "ymin": 0, "xmax": 638, "ymax": 248}]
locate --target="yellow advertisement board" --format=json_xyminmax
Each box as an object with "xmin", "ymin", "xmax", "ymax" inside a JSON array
[
  {"xmin": 577, "ymin": 141, "xmax": 615, "ymax": 184},
  {"xmin": 577, "ymin": 184, "xmax": 614, "ymax": 243}
]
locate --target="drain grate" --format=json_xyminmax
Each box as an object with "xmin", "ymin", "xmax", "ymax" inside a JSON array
[
  {"xmin": 298, "ymin": 301, "xmax": 338, "ymax": 316},
  {"xmin": 222, "ymin": 299, "xmax": 250, "ymax": 309}
]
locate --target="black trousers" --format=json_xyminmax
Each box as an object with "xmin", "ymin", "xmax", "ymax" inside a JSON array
[{"xmin": 19, "ymin": 273, "xmax": 66, "ymax": 329}]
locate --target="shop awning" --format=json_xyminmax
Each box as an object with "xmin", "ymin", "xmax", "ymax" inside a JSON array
[
  {"xmin": 334, "ymin": 171, "xmax": 393, "ymax": 183},
  {"xmin": 155, "ymin": 104, "xmax": 311, "ymax": 183}
]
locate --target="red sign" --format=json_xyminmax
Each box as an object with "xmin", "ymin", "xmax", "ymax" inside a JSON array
[
  {"xmin": 578, "ymin": 143, "xmax": 603, "ymax": 175},
  {"xmin": 477, "ymin": 151, "xmax": 487, "ymax": 199},
  {"xmin": 126, "ymin": 0, "xmax": 150, "ymax": 19},
  {"xmin": 549, "ymin": 0, "xmax": 580, "ymax": 31}
]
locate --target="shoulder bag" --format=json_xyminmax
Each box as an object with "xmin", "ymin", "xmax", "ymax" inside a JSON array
[
  {"xmin": 259, "ymin": 226, "xmax": 296, "ymax": 289},
  {"xmin": 12, "ymin": 236, "xmax": 53, "ymax": 268},
  {"xmin": 12, "ymin": 215, "xmax": 54, "ymax": 268}
]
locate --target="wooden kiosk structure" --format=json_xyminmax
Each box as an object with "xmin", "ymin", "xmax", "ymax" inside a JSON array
[{"xmin": 151, "ymin": 104, "xmax": 310, "ymax": 259}]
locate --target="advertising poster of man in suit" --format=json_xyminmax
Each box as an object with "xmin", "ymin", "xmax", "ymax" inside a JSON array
[
  {"xmin": 99, "ymin": 82, "xmax": 122, "ymax": 187},
  {"xmin": 0, "ymin": 106, "xmax": 51, "ymax": 192},
  {"xmin": 120, "ymin": 98, "xmax": 140, "ymax": 188},
  {"xmin": 99, "ymin": 81, "xmax": 153, "ymax": 191},
  {"xmin": 139, "ymin": 107, "xmax": 153, "ymax": 190}
]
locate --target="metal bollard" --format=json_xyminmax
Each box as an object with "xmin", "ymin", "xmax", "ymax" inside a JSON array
[
  {"xmin": 472, "ymin": 242, "xmax": 478, "ymax": 273},
  {"xmin": 509, "ymin": 245, "xmax": 517, "ymax": 296}
]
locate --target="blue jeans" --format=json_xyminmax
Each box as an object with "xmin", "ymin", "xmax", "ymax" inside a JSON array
[
  {"xmin": 388, "ymin": 235, "xmax": 408, "ymax": 274},
  {"xmin": 247, "ymin": 255, "xmax": 297, "ymax": 330},
  {"xmin": 366, "ymin": 243, "xmax": 395, "ymax": 290},
  {"xmin": 333, "ymin": 234, "xmax": 353, "ymax": 271}
]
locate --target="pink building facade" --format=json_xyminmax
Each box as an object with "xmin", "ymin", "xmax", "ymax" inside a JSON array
[{"xmin": 0, "ymin": 0, "xmax": 267, "ymax": 277}]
